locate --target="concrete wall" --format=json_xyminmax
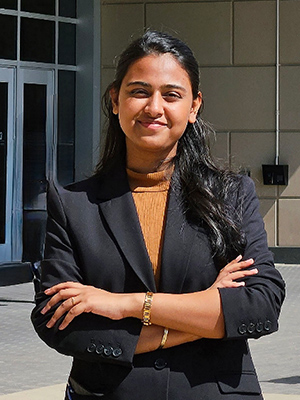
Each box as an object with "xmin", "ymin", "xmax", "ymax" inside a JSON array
[{"xmin": 100, "ymin": 0, "xmax": 300, "ymax": 252}]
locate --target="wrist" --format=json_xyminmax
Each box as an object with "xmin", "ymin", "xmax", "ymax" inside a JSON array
[{"xmin": 123, "ymin": 292, "xmax": 145, "ymax": 319}]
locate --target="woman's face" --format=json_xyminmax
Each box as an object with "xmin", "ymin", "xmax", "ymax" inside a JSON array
[{"xmin": 110, "ymin": 54, "xmax": 202, "ymax": 161}]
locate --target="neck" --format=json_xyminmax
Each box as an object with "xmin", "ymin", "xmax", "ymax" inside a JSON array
[
  {"xmin": 126, "ymin": 145, "xmax": 177, "ymax": 174},
  {"xmin": 127, "ymin": 156, "xmax": 174, "ymax": 174}
]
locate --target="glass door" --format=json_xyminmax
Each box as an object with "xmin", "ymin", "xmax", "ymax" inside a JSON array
[
  {"xmin": 14, "ymin": 69, "xmax": 54, "ymax": 262},
  {"xmin": 0, "ymin": 68, "xmax": 14, "ymax": 261}
]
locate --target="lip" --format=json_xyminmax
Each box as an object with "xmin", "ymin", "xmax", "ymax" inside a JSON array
[{"xmin": 138, "ymin": 120, "xmax": 167, "ymax": 129}]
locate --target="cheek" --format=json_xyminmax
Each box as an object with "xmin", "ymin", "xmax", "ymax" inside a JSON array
[
  {"xmin": 175, "ymin": 107, "xmax": 194, "ymax": 126},
  {"xmin": 119, "ymin": 99, "xmax": 139, "ymax": 118},
  {"xmin": 118, "ymin": 108, "xmax": 135, "ymax": 134}
]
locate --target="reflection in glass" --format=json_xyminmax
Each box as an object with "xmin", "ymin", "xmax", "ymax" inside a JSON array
[
  {"xmin": 23, "ymin": 210, "xmax": 47, "ymax": 262},
  {"xmin": 0, "ymin": 15, "xmax": 17, "ymax": 60},
  {"xmin": 58, "ymin": 71, "xmax": 75, "ymax": 185},
  {"xmin": 21, "ymin": 0, "xmax": 55, "ymax": 15},
  {"xmin": 21, "ymin": 18, "xmax": 55, "ymax": 63},
  {"xmin": 0, "ymin": 83, "xmax": 8, "ymax": 243},
  {"xmin": 59, "ymin": 22, "xmax": 76, "ymax": 65},
  {"xmin": 23, "ymin": 84, "xmax": 47, "ymax": 262},
  {"xmin": 0, "ymin": 0, "xmax": 17, "ymax": 10},
  {"xmin": 59, "ymin": 0, "xmax": 76, "ymax": 18},
  {"xmin": 23, "ymin": 84, "xmax": 47, "ymax": 210}
]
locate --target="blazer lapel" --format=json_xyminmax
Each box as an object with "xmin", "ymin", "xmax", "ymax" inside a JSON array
[
  {"xmin": 95, "ymin": 165, "xmax": 156, "ymax": 292},
  {"xmin": 159, "ymin": 186, "xmax": 197, "ymax": 293}
]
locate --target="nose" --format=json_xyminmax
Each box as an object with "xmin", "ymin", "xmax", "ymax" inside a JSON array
[{"xmin": 144, "ymin": 92, "xmax": 163, "ymax": 117}]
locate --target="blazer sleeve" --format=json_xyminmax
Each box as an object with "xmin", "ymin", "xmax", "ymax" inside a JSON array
[
  {"xmin": 218, "ymin": 176, "xmax": 285, "ymax": 340},
  {"xmin": 31, "ymin": 181, "xmax": 142, "ymax": 367}
]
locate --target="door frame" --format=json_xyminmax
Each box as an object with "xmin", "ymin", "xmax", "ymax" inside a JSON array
[
  {"xmin": 12, "ymin": 68, "xmax": 55, "ymax": 261},
  {"xmin": 0, "ymin": 67, "xmax": 15, "ymax": 261}
]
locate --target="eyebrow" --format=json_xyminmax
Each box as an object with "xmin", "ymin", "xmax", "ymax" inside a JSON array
[
  {"xmin": 126, "ymin": 81, "xmax": 151, "ymax": 88},
  {"xmin": 126, "ymin": 81, "xmax": 187, "ymax": 92}
]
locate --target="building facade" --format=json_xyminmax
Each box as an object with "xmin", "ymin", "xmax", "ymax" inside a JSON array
[
  {"xmin": 1, "ymin": 0, "xmax": 299, "ymax": 284},
  {"xmin": 0, "ymin": 0, "xmax": 100, "ymax": 284}
]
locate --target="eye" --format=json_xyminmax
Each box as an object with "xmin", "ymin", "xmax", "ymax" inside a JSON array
[
  {"xmin": 163, "ymin": 92, "xmax": 182, "ymax": 101},
  {"xmin": 129, "ymin": 89, "xmax": 149, "ymax": 98}
]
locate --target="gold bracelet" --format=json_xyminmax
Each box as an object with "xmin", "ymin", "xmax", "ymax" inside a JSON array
[
  {"xmin": 141, "ymin": 292, "xmax": 153, "ymax": 326},
  {"xmin": 159, "ymin": 328, "xmax": 169, "ymax": 349}
]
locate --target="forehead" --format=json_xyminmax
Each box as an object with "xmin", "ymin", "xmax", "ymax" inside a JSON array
[{"xmin": 121, "ymin": 53, "xmax": 192, "ymax": 88}]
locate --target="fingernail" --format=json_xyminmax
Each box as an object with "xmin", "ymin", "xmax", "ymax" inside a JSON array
[
  {"xmin": 46, "ymin": 321, "xmax": 53, "ymax": 328},
  {"xmin": 41, "ymin": 308, "xmax": 46, "ymax": 315},
  {"xmin": 44, "ymin": 288, "xmax": 51, "ymax": 294},
  {"xmin": 236, "ymin": 255, "xmax": 242, "ymax": 261}
]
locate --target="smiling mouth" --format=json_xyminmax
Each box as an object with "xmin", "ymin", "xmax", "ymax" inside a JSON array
[{"xmin": 139, "ymin": 120, "xmax": 167, "ymax": 129}]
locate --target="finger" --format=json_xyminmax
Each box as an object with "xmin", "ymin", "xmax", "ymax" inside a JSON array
[
  {"xmin": 219, "ymin": 268, "xmax": 258, "ymax": 286},
  {"xmin": 214, "ymin": 268, "xmax": 258, "ymax": 289},
  {"xmin": 231, "ymin": 254, "xmax": 243, "ymax": 264},
  {"xmin": 225, "ymin": 258, "xmax": 255, "ymax": 273},
  {"xmin": 220, "ymin": 257, "xmax": 252, "ymax": 274},
  {"xmin": 41, "ymin": 289, "xmax": 78, "ymax": 314},
  {"xmin": 46, "ymin": 297, "xmax": 76, "ymax": 328},
  {"xmin": 228, "ymin": 268, "xmax": 258, "ymax": 281},
  {"xmin": 213, "ymin": 279, "xmax": 245, "ymax": 289},
  {"xmin": 228, "ymin": 281, "xmax": 246, "ymax": 288},
  {"xmin": 58, "ymin": 303, "xmax": 84, "ymax": 330},
  {"xmin": 44, "ymin": 281, "xmax": 81, "ymax": 295},
  {"xmin": 223, "ymin": 255, "xmax": 243, "ymax": 269}
]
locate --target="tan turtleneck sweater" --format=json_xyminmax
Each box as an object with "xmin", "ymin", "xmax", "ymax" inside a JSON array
[{"xmin": 127, "ymin": 168, "xmax": 172, "ymax": 288}]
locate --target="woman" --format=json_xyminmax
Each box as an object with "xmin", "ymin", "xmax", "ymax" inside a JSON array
[{"xmin": 31, "ymin": 31, "xmax": 285, "ymax": 399}]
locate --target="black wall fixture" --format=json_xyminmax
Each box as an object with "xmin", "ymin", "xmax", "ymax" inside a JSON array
[{"xmin": 262, "ymin": 164, "xmax": 289, "ymax": 185}]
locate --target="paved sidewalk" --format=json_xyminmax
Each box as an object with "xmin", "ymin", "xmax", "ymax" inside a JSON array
[
  {"xmin": 249, "ymin": 265, "xmax": 300, "ymax": 397},
  {"xmin": 0, "ymin": 385, "xmax": 298, "ymax": 400},
  {"xmin": 2, "ymin": 387, "xmax": 299, "ymax": 400},
  {"xmin": 0, "ymin": 264, "xmax": 299, "ymax": 399}
]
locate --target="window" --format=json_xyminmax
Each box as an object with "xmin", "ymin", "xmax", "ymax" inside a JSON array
[
  {"xmin": 1, "ymin": 1, "xmax": 76, "ymax": 64},
  {"xmin": 0, "ymin": 0, "xmax": 17, "ymax": 10},
  {"xmin": 21, "ymin": 18, "xmax": 55, "ymax": 63},
  {"xmin": 0, "ymin": 15, "xmax": 17, "ymax": 60},
  {"xmin": 21, "ymin": 0, "xmax": 55, "ymax": 15},
  {"xmin": 59, "ymin": 0, "xmax": 76, "ymax": 18},
  {"xmin": 59, "ymin": 22, "xmax": 76, "ymax": 65}
]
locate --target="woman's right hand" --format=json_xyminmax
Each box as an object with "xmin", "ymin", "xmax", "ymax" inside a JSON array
[
  {"xmin": 209, "ymin": 255, "xmax": 258, "ymax": 290},
  {"xmin": 41, "ymin": 282, "xmax": 141, "ymax": 330}
]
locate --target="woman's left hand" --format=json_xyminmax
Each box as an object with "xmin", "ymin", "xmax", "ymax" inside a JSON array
[
  {"xmin": 208, "ymin": 255, "xmax": 258, "ymax": 290},
  {"xmin": 41, "ymin": 282, "xmax": 135, "ymax": 330}
]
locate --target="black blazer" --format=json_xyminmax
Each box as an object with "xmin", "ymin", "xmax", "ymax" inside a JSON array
[{"xmin": 31, "ymin": 164, "xmax": 285, "ymax": 399}]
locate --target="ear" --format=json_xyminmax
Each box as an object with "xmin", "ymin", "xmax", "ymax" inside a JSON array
[
  {"xmin": 109, "ymin": 88, "xmax": 119, "ymax": 115},
  {"xmin": 188, "ymin": 91, "xmax": 202, "ymax": 123}
]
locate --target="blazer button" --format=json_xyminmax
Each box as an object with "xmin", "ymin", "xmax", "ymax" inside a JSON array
[
  {"xmin": 154, "ymin": 358, "xmax": 167, "ymax": 370},
  {"xmin": 87, "ymin": 343, "xmax": 96, "ymax": 353},
  {"xmin": 112, "ymin": 348, "xmax": 123, "ymax": 358},
  {"xmin": 264, "ymin": 320, "xmax": 272, "ymax": 331},
  {"xmin": 96, "ymin": 344, "xmax": 104, "ymax": 355},
  {"xmin": 238, "ymin": 324, "xmax": 247, "ymax": 335},
  {"xmin": 247, "ymin": 323, "xmax": 255, "ymax": 334},
  {"xmin": 103, "ymin": 346, "xmax": 113, "ymax": 356},
  {"xmin": 256, "ymin": 322, "xmax": 263, "ymax": 333}
]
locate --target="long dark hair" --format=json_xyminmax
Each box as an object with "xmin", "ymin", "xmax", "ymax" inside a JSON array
[{"xmin": 96, "ymin": 30, "xmax": 245, "ymax": 264}]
